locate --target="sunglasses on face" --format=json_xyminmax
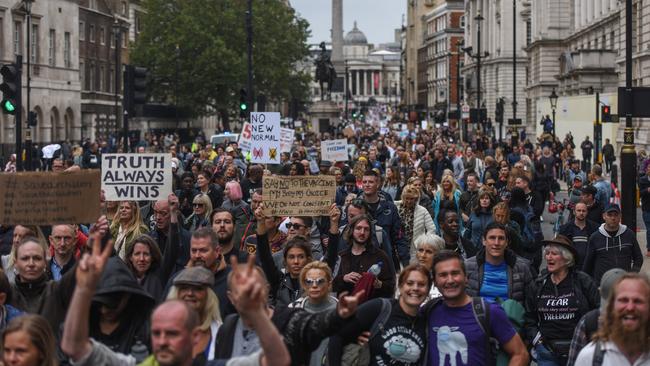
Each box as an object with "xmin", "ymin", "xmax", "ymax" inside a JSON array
[
  {"xmin": 193, "ymin": 203, "xmax": 204, "ymax": 208},
  {"xmin": 304, "ymin": 277, "xmax": 327, "ymax": 287},
  {"xmin": 286, "ymin": 222, "xmax": 306, "ymax": 230}
]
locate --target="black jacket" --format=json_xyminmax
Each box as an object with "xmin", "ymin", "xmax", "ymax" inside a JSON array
[
  {"xmin": 256, "ymin": 232, "xmax": 302, "ymax": 309},
  {"xmin": 639, "ymin": 174, "xmax": 650, "ymax": 212},
  {"xmin": 523, "ymin": 269, "xmax": 599, "ymax": 343},
  {"xmin": 89, "ymin": 257, "xmax": 155, "ymax": 355},
  {"xmin": 583, "ymin": 223, "xmax": 643, "ymax": 284},
  {"xmin": 465, "ymin": 248, "xmax": 535, "ymax": 304}
]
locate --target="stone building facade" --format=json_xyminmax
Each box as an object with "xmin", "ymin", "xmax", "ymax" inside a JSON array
[{"xmin": 0, "ymin": 0, "xmax": 81, "ymax": 149}]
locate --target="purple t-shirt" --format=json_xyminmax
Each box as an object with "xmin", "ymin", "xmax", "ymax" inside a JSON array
[{"xmin": 427, "ymin": 301, "xmax": 516, "ymax": 366}]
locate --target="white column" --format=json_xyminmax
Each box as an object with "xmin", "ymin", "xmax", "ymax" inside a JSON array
[
  {"xmin": 610, "ymin": 0, "xmax": 617, "ymax": 14},
  {"xmin": 581, "ymin": 0, "xmax": 587, "ymax": 28},
  {"xmin": 594, "ymin": 0, "xmax": 601, "ymax": 18},
  {"xmin": 575, "ymin": 0, "xmax": 581, "ymax": 29},
  {"xmin": 378, "ymin": 71, "xmax": 383, "ymax": 96},
  {"xmin": 586, "ymin": 0, "xmax": 593, "ymax": 25},
  {"xmin": 355, "ymin": 70, "xmax": 360, "ymax": 96}
]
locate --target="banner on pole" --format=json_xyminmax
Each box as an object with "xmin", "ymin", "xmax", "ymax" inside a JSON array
[
  {"xmin": 102, "ymin": 154, "xmax": 172, "ymax": 201},
  {"xmin": 250, "ymin": 112, "xmax": 281, "ymax": 164},
  {"xmin": 262, "ymin": 176, "xmax": 336, "ymax": 216}
]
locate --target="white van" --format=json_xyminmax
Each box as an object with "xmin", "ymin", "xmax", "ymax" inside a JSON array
[{"xmin": 210, "ymin": 133, "xmax": 239, "ymax": 147}]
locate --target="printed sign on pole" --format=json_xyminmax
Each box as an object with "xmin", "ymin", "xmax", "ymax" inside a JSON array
[
  {"xmin": 238, "ymin": 122, "xmax": 253, "ymax": 152},
  {"xmin": 250, "ymin": 112, "xmax": 281, "ymax": 164},
  {"xmin": 280, "ymin": 128, "xmax": 295, "ymax": 153},
  {"xmin": 321, "ymin": 139, "xmax": 349, "ymax": 162},
  {"xmin": 102, "ymin": 153, "xmax": 172, "ymax": 201}
]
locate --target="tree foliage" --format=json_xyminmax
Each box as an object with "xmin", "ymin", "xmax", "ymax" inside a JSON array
[{"xmin": 130, "ymin": 0, "xmax": 311, "ymax": 117}]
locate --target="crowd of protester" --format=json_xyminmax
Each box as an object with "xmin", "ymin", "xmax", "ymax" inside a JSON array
[{"xmin": 0, "ymin": 121, "xmax": 648, "ymax": 366}]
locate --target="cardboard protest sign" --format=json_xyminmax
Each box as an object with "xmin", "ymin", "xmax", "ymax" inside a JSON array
[
  {"xmin": 0, "ymin": 171, "xmax": 101, "ymax": 225},
  {"xmin": 262, "ymin": 175, "xmax": 336, "ymax": 216},
  {"xmin": 102, "ymin": 154, "xmax": 172, "ymax": 201},
  {"xmin": 250, "ymin": 112, "xmax": 281, "ymax": 164},
  {"xmin": 238, "ymin": 122, "xmax": 253, "ymax": 152},
  {"xmin": 280, "ymin": 128, "xmax": 295, "ymax": 153},
  {"xmin": 321, "ymin": 139, "xmax": 348, "ymax": 162}
]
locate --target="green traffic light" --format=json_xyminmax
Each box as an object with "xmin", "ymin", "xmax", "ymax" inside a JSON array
[
  {"xmin": 2, "ymin": 100, "xmax": 15, "ymax": 113},
  {"xmin": 240, "ymin": 103, "xmax": 248, "ymax": 111}
]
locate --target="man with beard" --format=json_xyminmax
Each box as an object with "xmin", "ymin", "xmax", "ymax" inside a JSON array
[
  {"xmin": 437, "ymin": 209, "xmax": 477, "ymax": 258},
  {"xmin": 423, "ymin": 250, "xmax": 529, "ymax": 366},
  {"xmin": 166, "ymin": 226, "xmax": 235, "ymax": 317},
  {"xmin": 149, "ymin": 196, "xmax": 191, "ymax": 275},
  {"xmin": 210, "ymin": 208, "xmax": 239, "ymax": 261},
  {"xmin": 574, "ymin": 273, "xmax": 650, "ymax": 366}
]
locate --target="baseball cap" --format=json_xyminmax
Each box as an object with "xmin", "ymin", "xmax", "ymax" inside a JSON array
[
  {"xmin": 573, "ymin": 175, "xmax": 583, "ymax": 182},
  {"xmin": 604, "ymin": 203, "xmax": 621, "ymax": 214},
  {"xmin": 599, "ymin": 268, "xmax": 626, "ymax": 301},
  {"xmin": 225, "ymin": 146, "xmax": 235, "ymax": 153},
  {"xmin": 173, "ymin": 267, "xmax": 215, "ymax": 287},
  {"xmin": 581, "ymin": 185, "xmax": 597, "ymax": 196}
]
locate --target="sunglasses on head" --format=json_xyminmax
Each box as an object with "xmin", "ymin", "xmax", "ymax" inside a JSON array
[
  {"xmin": 304, "ymin": 277, "xmax": 327, "ymax": 287},
  {"xmin": 286, "ymin": 222, "xmax": 305, "ymax": 230}
]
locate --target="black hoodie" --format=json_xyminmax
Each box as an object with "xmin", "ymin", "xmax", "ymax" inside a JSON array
[{"xmin": 89, "ymin": 257, "xmax": 155, "ymax": 355}]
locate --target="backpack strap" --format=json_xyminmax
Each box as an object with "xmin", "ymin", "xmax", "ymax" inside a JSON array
[
  {"xmin": 592, "ymin": 341, "xmax": 606, "ymax": 366},
  {"xmin": 471, "ymin": 297, "xmax": 497, "ymax": 366},
  {"xmin": 369, "ymin": 298, "xmax": 393, "ymax": 340}
]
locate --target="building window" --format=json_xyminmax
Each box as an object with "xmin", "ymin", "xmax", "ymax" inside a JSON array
[
  {"xmin": 0, "ymin": 17, "xmax": 4, "ymax": 57},
  {"xmin": 89, "ymin": 62, "xmax": 95, "ymax": 91},
  {"xmin": 80, "ymin": 62, "xmax": 85, "ymax": 90},
  {"xmin": 526, "ymin": 20, "xmax": 532, "ymax": 46},
  {"xmin": 64, "ymin": 32, "xmax": 71, "ymax": 68},
  {"xmin": 110, "ymin": 30, "xmax": 115, "ymax": 48},
  {"xmin": 30, "ymin": 24, "xmax": 38, "ymax": 64},
  {"xmin": 14, "ymin": 22, "xmax": 22, "ymax": 55},
  {"xmin": 79, "ymin": 21, "xmax": 85, "ymax": 41},
  {"xmin": 610, "ymin": 30, "xmax": 616, "ymax": 50},
  {"xmin": 89, "ymin": 24, "xmax": 95, "ymax": 43},
  {"xmin": 99, "ymin": 65, "xmax": 105, "ymax": 91},
  {"xmin": 100, "ymin": 27, "xmax": 105, "ymax": 45},
  {"xmin": 109, "ymin": 67, "xmax": 114, "ymax": 93},
  {"xmin": 48, "ymin": 29, "xmax": 55, "ymax": 66},
  {"xmin": 122, "ymin": 32, "xmax": 127, "ymax": 48},
  {"xmin": 121, "ymin": 1, "xmax": 127, "ymax": 15},
  {"xmin": 460, "ymin": 16, "xmax": 465, "ymax": 28},
  {"xmin": 89, "ymin": 0, "xmax": 97, "ymax": 9}
]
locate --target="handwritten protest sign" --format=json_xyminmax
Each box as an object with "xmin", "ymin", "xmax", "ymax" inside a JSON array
[
  {"xmin": 0, "ymin": 171, "xmax": 100, "ymax": 225},
  {"xmin": 280, "ymin": 128, "xmax": 295, "ymax": 153},
  {"xmin": 238, "ymin": 122, "xmax": 253, "ymax": 152},
  {"xmin": 102, "ymin": 153, "xmax": 172, "ymax": 201},
  {"xmin": 250, "ymin": 112, "xmax": 281, "ymax": 164},
  {"xmin": 262, "ymin": 176, "xmax": 336, "ymax": 216},
  {"xmin": 321, "ymin": 139, "xmax": 349, "ymax": 162}
]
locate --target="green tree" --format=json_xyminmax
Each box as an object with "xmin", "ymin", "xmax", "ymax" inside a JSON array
[{"xmin": 130, "ymin": 0, "xmax": 311, "ymax": 123}]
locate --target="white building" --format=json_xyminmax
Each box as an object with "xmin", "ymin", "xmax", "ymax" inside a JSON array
[
  {"xmin": 0, "ymin": 0, "xmax": 81, "ymax": 150},
  {"xmin": 463, "ymin": 0, "xmax": 531, "ymax": 135}
]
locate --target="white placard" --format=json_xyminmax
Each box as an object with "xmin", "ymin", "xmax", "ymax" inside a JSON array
[
  {"xmin": 280, "ymin": 128, "xmax": 295, "ymax": 153},
  {"xmin": 102, "ymin": 154, "xmax": 172, "ymax": 201},
  {"xmin": 250, "ymin": 112, "xmax": 281, "ymax": 164},
  {"xmin": 321, "ymin": 139, "xmax": 348, "ymax": 162},
  {"xmin": 238, "ymin": 122, "xmax": 253, "ymax": 152}
]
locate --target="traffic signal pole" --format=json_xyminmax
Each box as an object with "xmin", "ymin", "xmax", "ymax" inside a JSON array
[
  {"xmin": 246, "ymin": 0, "xmax": 254, "ymax": 117},
  {"xmin": 14, "ymin": 56, "xmax": 23, "ymax": 172},
  {"xmin": 25, "ymin": 4, "xmax": 32, "ymax": 171},
  {"xmin": 621, "ymin": 0, "xmax": 636, "ymax": 230}
]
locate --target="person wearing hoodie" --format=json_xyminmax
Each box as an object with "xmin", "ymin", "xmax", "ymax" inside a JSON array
[
  {"xmin": 582, "ymin": 204, "xmax": 643, "ymax": 284},
  {"xmin": 89, "ymin": 256, "xmax": 155, "ymax": 357}
]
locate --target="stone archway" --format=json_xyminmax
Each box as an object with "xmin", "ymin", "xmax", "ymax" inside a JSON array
[
  {"xmin": 64, "ymin": 108, "xmax": 75, "ymax": 142},
  {"xmin": 51, "ymin": 107, "xmax": 61, "ymax": 142},
  {"xmin": 33, "ymin": 106, "xmax": 45, "ymax": 143}
]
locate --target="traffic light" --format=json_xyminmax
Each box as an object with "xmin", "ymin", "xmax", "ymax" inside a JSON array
[
  {"xmin": 124, "ymin": 65, "xmax": 148, "ymax": 113},
  {"xmin": 27, "ymin": 111, "xmax": 37, "ymax": 127},
  {"xmin": 1, "ymin": 64, "xmax": 20, "ymax": 115},
  {"xmin": 601, "ymin": 105, "xmax": 612, "ymax": 122},
  {"xmin": 495, "ymin": 98, "xmax": 505, "ymax": 123},
  {"xmin": 239, "ymin": 88, "xmax": 248, "ymax": 118}
]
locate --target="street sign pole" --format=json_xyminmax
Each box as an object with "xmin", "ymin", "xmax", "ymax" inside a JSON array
[{"xmin": 621, "ymin": 0, "xmax": 637, "ymax": 231}]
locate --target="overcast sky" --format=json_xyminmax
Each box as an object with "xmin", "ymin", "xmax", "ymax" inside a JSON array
[{"xmin": 290, "ymin": 0, "xmax": 406, "ymax": 46}]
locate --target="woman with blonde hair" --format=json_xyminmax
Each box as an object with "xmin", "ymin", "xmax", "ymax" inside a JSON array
[
  {"xmin": 395, "ymin": 184, "xmax": 436, "ymax": 260},
  {"xmin": 432, "ymin": 174, "xmax": 463, "ymax": 234},
  {"xmin": 167, "ymin": 267, "xmax": 222, "ymax": 361},
  {"xmin": 183, "ymin": 193, "xmax": 212, "ymax": 233},
  {"xmin": 109, "ymin": 201, "xmax": 148, "ymax": 259},
  {"xmin": 2, "ymin": 314, "xmax": 58, "ymax": 366},
  {"xmin": 1, "ymin": 225, "xmax": 47, "ymax": 284}
]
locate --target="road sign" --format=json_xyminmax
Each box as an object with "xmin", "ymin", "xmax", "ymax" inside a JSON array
[
  {"xmin": 461, "ymin": 104, "xmax": 470, "ymax": 119},
  {"xmin": 618, "ymin": 87, "xmax": 650, "ymax": 117}
]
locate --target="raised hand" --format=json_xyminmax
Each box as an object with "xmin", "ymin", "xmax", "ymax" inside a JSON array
[
  {"xmin": 229, "ymin": 255, "xmax": 266, "ymax": 314},
  {"xmin": 337, "ymin": 290, "xmax": 364, "ymax": 319},
  {"xmin": 329, "ymin": 203, "xmax": 340, "ymax": 233},
  {"xmin": 255, "ymin": 204, "xmax": 268, "ymax": 235},
  {"xmin": 88, "ymin": 215, "xmax": 109, "ymax": 238},
  {"xmin": 76, "ymin": 230, "xmax": 113, "ymax": 291}
]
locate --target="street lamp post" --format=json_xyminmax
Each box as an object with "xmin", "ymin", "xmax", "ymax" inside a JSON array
[
  {"xmin": 549, "ymin": 88, "xmax": 558, "ymax": 143},
  {"xmin": 463, "ymin": 12, "xmax": 489, "ymax": 136},
  {"xmin": 24, "ymin": 0, "xmax": 34, "ymax": 171},
  {"xmin": 112, "ymin": 18, "xmax": 122, "ymax": 145},
  {"xmin": 456, "ymin": 40, "xmax": 464, "ymax": 142},
  {"xmin": 512, "ymin": 0, "xmax": 518, "ymax": 135},
  {"xmin": 344, "ymin": 59, "xmax": 349, "ymax": 120}
]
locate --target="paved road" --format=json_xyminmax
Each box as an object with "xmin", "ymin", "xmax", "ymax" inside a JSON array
[{"xmin": 541, "ymin": 184, "xmax": 650, "ymax": 274}]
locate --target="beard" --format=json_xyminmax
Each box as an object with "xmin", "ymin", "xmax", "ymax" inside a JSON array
[
  {"xmin": 610, "ymin": 312, "xmax": 650, "ymax": 355},
  {"xmin": 217, "ymin": 231, "xmax": 233, "ymax": 245}
]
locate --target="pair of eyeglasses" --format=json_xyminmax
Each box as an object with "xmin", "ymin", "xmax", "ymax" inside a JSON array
[
  {"xmin": 285, "ymin": 222, "xmax": 305, "ymax": 230},
  {"xmin": 193, "ymin": 203, "xmax": 204, "ymax": 207},
  {"xmin": 304, "ymin": 277, "xmax": 327, "ymax": 287},
  {"xmin": 486, "ymin": 183, "xmax": 495, "ymax": 187}
]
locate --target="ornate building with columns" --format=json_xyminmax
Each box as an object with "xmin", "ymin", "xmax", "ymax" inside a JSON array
[
  {"xmin": 0, "ymin": 0, "xmax": 81, "ymax": 152},
  {"xmin": 463, "ymin": 0, "xmax": 531, "ymax": 136}
]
